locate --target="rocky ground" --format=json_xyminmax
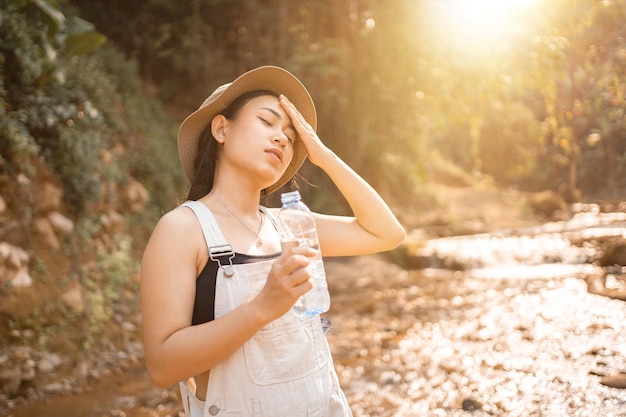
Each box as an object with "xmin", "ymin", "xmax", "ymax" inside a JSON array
[{"xmin": 326, "ymin": 255, "xmax": 626, "ymax": 417}]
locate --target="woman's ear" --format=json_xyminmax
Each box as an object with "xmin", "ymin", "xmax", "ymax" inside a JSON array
[{"xmin": 211, "ymin": 115, "xmax": 228, "ymax": 143}]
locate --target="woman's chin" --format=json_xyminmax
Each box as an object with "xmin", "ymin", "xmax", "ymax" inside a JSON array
[{"xmin": 256, "ymin": 168, "xmax": 286, "ymax": 188}]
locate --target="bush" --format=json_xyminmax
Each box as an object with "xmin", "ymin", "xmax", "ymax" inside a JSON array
[{"xmin": 1, "ymin": 1, "xmax": 183, "ymax": 215}]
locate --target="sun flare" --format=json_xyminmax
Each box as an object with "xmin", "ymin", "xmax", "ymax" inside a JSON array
[{"xmin": 431, "ymin": 0, "xmax": 539, "ymax": 50}]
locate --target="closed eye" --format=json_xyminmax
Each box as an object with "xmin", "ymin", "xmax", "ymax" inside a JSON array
[{"xmin": 258, "ymin": 108, "xmax": 296, "ymax": 144}]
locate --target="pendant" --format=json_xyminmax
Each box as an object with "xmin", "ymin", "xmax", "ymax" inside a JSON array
[{"xmin": 256, "ymin": 238, "xmax": 263, "ymax": 247}]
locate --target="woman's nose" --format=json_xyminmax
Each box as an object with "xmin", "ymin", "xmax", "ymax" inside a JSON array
[{"xmin": 272, "ymin": 133, "xmax": 288, "ymax": 146}]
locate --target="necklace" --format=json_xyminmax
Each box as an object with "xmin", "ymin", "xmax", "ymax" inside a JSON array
[{"xmin": 212, "ymin": 192, "xmax": 264, "ymax": 247}]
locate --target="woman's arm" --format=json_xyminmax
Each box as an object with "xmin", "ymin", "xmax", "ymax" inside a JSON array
[
  {"xmin": 280, "ymin": 95, "xmax": 406, "ymax": 257},
  {"xmin": 140, "ymin": 208, "xmax": 314, "ymax": 387},
  {"xmin": 313, "ymin": 150, "xmax": 405, "ymax": 256}
]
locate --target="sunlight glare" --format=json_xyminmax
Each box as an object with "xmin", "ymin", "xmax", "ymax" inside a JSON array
[{"xmin": 432, "ymin": 0, "xmax": 539, "ymax": 51}]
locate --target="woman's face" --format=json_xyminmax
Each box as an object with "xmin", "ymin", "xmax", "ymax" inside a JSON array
[{"xmin": 216, "ymin": 95, "xmax": 297, "ymax": 189}]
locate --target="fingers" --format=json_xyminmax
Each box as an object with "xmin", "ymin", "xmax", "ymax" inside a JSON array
[
  {"xmin": 279, "ymin": 94, "xmax": 315, "ymax": 134},
  {"xmin": 285, "ymin": 266, "xmax": 314, "ymax": 294},
  {"xmin": 272, "ymin": 247, "xmax": 317, "ymax": 293},
  {"xmin": 279, "ymin": 95, "xmax": 330, "ymax": 168},
  {"xmin": 252, "ymin": 249, "xmax": 315, "ymax": 321},
  {"xmin": 275, "ymin": 246, "xmax": 316, "ymax": 283}
]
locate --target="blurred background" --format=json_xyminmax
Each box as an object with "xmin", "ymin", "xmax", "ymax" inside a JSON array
[{"xmin": 1, "ymin": 0, "xmax": 626, "ymax": 416}]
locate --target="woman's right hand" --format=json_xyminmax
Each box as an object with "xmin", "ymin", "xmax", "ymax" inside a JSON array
[{"xmin": 252, "ymin": 246, "xmax": 317, "ymax": 322}]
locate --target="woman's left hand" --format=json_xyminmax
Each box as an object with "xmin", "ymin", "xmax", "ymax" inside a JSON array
[{"xmin": 279, "ymin": 94, "xmax": 331, "ymax": 167}]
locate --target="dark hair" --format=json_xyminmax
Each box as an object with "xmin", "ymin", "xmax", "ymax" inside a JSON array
[{"xmin": 186, "ymin": 90, "xmax": 275, "ymax": 201}]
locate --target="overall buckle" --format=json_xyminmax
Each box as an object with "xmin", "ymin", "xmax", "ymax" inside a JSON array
[{"xmin": 209, "ymin": 245, "xmax": 235, "ymax": 278}]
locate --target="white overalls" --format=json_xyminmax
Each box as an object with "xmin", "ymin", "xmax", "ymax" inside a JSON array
[{"xmin": 179, "ymin": 201, "xmax": 353, "ymax": 417}]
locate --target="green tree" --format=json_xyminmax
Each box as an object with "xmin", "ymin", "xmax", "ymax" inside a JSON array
[
  {"xmin": 66, "ymin": 0, "xmax": 626, "ymax": 207},
  {"xmin": 524, "ymin": 0, "xmax": 626, "ymax": 198}
]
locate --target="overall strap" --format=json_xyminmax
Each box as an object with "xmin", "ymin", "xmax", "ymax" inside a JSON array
[
  {"xmin": 259, "ymin": 206, "xmax": 278, "ymax": 231},
  {"xmin": 181, "ymin": 200, "xmax": 235, "ymax": 278}
]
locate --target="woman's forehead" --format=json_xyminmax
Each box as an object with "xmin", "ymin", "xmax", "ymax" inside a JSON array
[
  {"xmin": 243, "ymin": 94, "xmax": 281, "ymax": 110},
  {"xmin": 243, "ymin": 95, "xmax": 292, "ymax": 122}
]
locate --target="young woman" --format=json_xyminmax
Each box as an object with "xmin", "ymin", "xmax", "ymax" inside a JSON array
[{"xmin": 141, "ymin": 66, "xmax": 405, "ymax": 417}]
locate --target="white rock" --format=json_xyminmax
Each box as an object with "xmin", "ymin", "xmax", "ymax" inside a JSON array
[
  {"xmin": 47, "ymin": 211, "xmax": 74, "ymax": 234},
  {"xmin": 11, "ymin": 268, "xmax": 33, "ymax": 287},
  {"xmin": 61, "ymin": 282, "xmax": 86, "ymax": 314},
  {"xmin": 33, "ymin": 217, "xmax": 60, "ymax": 250},
  {"xmin": 0, "ymin": 242, "xmax": 29, "ymax": 268},
  {"xmin": 38, "ymin": 353, "xmax": 62, "ymax": 373}
]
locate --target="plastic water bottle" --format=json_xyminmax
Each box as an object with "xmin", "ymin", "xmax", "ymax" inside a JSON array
[{"xmin": 278, "ymin": 191, "xmax": 330, "ymax": 316}]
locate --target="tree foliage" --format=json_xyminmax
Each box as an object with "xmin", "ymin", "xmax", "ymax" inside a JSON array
[
  {"xmin": 0, "ymin": 0, "xmax": 183, "ymax": 214},
  {"xmin": 71, "ymin": 0, "xmax": 625, "ymax": 208},
  {"xmin": 3, "ymin": 0, "xmax": 626, "ymax": 219}
]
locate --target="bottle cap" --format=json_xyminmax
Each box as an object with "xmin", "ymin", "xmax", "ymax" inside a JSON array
[{"xmin": 280, "ymin": 191, "xmax": 301, "ymax": 204}]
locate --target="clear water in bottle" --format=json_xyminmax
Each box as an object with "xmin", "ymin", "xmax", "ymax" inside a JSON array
[
  {"xmin": 278, "ymin": 191, "xmax": 330, "ymax": 316},
  {"xmin": 294, "ymin": 258, "xmax": 330, "ymax": 316}
]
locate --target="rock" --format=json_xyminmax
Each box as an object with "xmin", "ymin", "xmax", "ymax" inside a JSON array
[
  {"xmin": 33, "ymin": 217, "xmax": 60, "ymax": 250},
  {"xmin": 600, "ymin": 373, "xmax": 626, "ymax": 389},
  {"xmin": 42, "ymin": 382, "xmax": 65, "ymax": 394},
  {"xmin": 11, "ymin": 268, "xmax": 33, "ymax": 287},
  {"xmin": 121, "ymin": 321, "xmax": 137, "ymax": 332},
  {"xmin": 379, "ymin": 370, "xmax": 401, "ymax": 385},
  {"xmin": 122, "ymin": 178, "xmax": 150, "ymax": 212},
  {"xmin": 0, "ymin": 244, "xmax": 9, "ymax": 263},
  {"xmin": 21, "ymin": 361, "xmax": 36, "ymax": 381},
  {"xmin": 101, "ymin": 211, "xmax": 126, "ymax": 233},
  {"xmin": 0, "ymin": 367, "xmax": 22, "ymax": 396},
  {"xmin": 38, "ymin": 353, "xmax": 62, "ymax": 373},
  {"xmin": 0, "ymin": 244, "xmax": 32, "ymax": 287},
  {"xmin": 0, "ymin": 242, "xmax": 29, "ymax": 269},
  {"xmin": 586, "ymin": 273, "xmax": 626, "ymax": 301},
  {"xmin": 61, "ymin": 282, "xmax": 86, "ymax": 314},
  {"xmin": 47, "ymin": 211, "xmax": 74, "ymax": 234},
  {"xmin": 11, "ymin": 346, "xmax": 34, "ymax": 361},
  {"xmin": 77, "ymin": 361, "xmax": 90, "ymax": 379},
  {"xmin": 598, "ymin": 237, "xmax": 626, "ymax": 267},
  {"xmin": 462, "ymin": 398, "xmax": 481, "ymax": 411},
  {"xmin": 16, "ymin": 174, "xmax": 31, "ymax": 187},
  {"xmin": 115, "ymin": 395, "xmax": 138, "ymax": 409}
]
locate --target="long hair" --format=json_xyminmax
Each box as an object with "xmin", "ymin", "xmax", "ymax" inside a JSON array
[{"xmin": 186, "ymin": 90, "xmax": 275, "ymax": 201}]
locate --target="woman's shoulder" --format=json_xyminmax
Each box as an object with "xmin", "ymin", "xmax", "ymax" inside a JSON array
[
  {"xmin": 142, "ymin": 203, "xmax": 206, "ymax": 265},
  {"xmin": 153, "ymin": 203, "xmax": 202, "ymax": 236}
]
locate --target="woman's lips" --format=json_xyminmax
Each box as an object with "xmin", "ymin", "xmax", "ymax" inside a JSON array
[{"xmin": 266, "ymin": 148, "xmax": 283, "ymax": 163}]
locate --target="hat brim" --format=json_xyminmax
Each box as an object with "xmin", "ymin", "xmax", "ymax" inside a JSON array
[{"xmin": 177, "ymin": 66, "xmax": 317, "ymax": 196}]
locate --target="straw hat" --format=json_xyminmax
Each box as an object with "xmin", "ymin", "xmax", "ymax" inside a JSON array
[{"xmin": 177, "ymin": 66, "xmax": 317, "ymax": 196}]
